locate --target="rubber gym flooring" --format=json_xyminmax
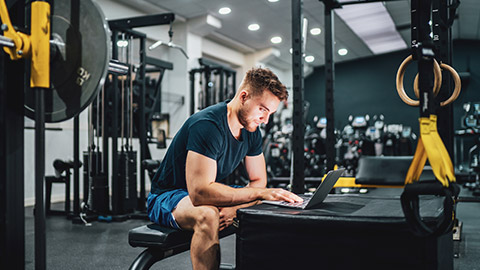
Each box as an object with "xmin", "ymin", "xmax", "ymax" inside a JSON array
[{"xmin": 25, "ymin": 187, "xmax": 480, "ymax": 269}]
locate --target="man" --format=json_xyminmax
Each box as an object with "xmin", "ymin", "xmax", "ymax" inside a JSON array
[{"xmin": 147, "ymin": 67, "xmax": 302, "ymax": 270}]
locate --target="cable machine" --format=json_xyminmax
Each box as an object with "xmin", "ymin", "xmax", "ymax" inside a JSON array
[
  {"xmin": 189, "ymin": 58, "xmax": 236, "ymax": 115},
  {"xmin": 78, "ymin": 14, "xmax": 176, "ymax": 222}
]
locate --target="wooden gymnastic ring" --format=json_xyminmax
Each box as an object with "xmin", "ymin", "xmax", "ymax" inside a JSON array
[
  {"xmin": 438, "ymin": 63, "xmax": 461, "ymax": 106},
  {"xmin": 413, "ymin": 63, "xmax": 461, "ymax": 106},
  {"xmin": 396, "ymin": 55, "xmax": 442, "ymax": 107}
]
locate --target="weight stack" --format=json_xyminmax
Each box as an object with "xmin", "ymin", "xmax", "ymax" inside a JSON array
[
  {"xmin": 83, "ymin": 151, "xmax": 109, "ymax": 214},
  {"xmin": 117, "ymin": 151, "xmax": 137, "ymax": 214}
]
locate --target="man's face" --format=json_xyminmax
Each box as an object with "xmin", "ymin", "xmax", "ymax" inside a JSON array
[{"xmin": 238, "ymin": 89, "xmax": 281, "ymax": 132}]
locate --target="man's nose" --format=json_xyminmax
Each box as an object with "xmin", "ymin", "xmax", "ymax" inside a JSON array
[{"xmin": 261, "ymin": 112, "xmax": 269, "ymax": 124}]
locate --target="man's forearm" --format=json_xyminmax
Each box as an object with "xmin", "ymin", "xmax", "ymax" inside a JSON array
[
  {"xmin": 222, "ymin": 199, "xmax": 261, "ymax": 212},
  {"xmin": 189, "ymin": 182, "xmax": 265, "ymax": 207}
]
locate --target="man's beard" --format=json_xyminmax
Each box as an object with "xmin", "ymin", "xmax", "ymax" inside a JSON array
[{"xmin": 238, "ymin": 107, "xmax": 258, "ymax": 132}]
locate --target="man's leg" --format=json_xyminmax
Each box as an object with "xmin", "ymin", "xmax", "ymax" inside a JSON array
[{"xmin": 173, "ymin": 196, "xmax": 220, "ymax": 270}]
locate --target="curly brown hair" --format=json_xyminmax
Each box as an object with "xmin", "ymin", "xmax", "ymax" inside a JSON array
[{"xmin": 238, "ymin": 67, "xmax": 288, "ymax": 101}]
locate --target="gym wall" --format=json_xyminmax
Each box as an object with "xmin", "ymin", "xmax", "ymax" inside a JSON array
[{"xmin": 305, "ymin": 39, "xmax": 480, "ymax": 136}]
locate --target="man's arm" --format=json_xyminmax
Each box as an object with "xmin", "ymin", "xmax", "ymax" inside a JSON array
[
  {"xmin": 186, "ymin": 151, "xmax": 301, "ymax": 207},
  {"xmin": 244, "ymin": 154, "xmax": 267, "ymax": 188}
]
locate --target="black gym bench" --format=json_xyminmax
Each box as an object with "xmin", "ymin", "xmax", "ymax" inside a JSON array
[{"xmin": 128, "ymin": 223, "xmax": 236, "ymax": 270}]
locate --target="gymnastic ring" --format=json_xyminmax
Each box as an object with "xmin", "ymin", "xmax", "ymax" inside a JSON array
[
  {"xmin": 413, "ymin": 63, "xmax": 461, "ymax": 106},
  {"xmin": 396, "ymin": 55, "xmax": 442, "ymax": 107},
  {"xmin": 438, "ymin": 63, "xmax": 461, "ymax": 106}
]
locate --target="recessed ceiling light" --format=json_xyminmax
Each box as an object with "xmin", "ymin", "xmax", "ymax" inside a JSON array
[
  {"xmin": 268, "ymin": 0, "xmax": 279, "ymax": 2},
  {"xmin": 117, "ymin": 40, "xmax": 128, "ymax": 47},
  {"xmin": 248, "ymin": 23, "xmax": 260, "ymax": 31},
  {"xmin": 289, "ymin": 48, "xmax": 293, "ymax": 54},
  {"xmin": 310, "ymin": 28, "xmax": 321, "ymax": 35},
  {"xmin": 305, "ymin": 55, "xmax": 315, "ymax": 63},
  {"xmin": 271, "ymin": 36, "xmax": 282, "ymax": 44},
  {"xmin": 219, "ymin": 7, "xmax": 231, "ymax": 15},
  {"xmin": 338, "ymin": 48, "xmax": 348, "ymax": 56}
]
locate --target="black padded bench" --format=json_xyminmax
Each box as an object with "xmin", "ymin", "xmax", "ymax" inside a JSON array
[
  {"xmin": 128, "ymin": 223, "xmax": 236, "ymax": 270},
  {"xmin": 355, "ymin": 156, "xmax": 435, "ymax": 185}
]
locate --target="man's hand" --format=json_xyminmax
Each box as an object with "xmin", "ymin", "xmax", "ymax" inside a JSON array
[
  {"xmin": 261, "ymin": 188, "xmax": 303, "ymax": 203},
  {"xmin": 218, "ymin": 206, "xmax": 237, "ymax": 231}
]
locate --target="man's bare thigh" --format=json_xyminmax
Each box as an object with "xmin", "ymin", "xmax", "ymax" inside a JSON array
[{"xmin": 172, "ymin": 196, "xmax": 218, "ymax": 231}]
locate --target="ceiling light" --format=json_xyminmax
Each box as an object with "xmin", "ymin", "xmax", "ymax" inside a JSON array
[
  {"xmin": 271, "ymin": 36, "xmax": 282, "ymax": 44},
  {"xmin": 218, "ymin": 7, "xmax": 231, "ymax": 15},
  {"xmin": 268, "ymin": 0, "xmax": 279, "ymax": 2},
  {"xmin": 310, "ymin": 28, "xmax": 321, "ymax": 35},
  {"xmin": 117, "ymin": 40, "xmax": 128, "ymax": 47},
  {"xmin": 289, "ymin": 48, "xmax": 293, "ymax": 54},
  {"xmin": 305, "ymin": 55, "xmax": 315, "ymax": 63},
  {"xmin": 338, "ymin": 48, "xmax": 348, "ymax": 56},
  {"xmin": 248, "ymin": 23, "xmax": 260, "ymax": 31}
]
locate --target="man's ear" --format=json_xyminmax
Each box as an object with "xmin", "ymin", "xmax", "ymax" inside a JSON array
[{"xmin": 240, "ymin": 90, "xmax": 249, "ymax": 104}]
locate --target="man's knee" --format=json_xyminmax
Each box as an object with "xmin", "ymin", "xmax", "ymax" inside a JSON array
[{"xmin": 194, "ymin": 206, "xmax": 220, "ymax": 231}]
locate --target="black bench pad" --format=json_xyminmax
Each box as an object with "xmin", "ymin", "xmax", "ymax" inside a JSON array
[{"xmin": 129, "ymin": 223, "xmax": 236, "ymax": 249}]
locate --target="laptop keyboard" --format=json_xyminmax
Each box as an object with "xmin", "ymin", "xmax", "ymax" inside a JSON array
[{"xmin": 279, "ymin": 197, "xmax": 311, "ymax": 208}]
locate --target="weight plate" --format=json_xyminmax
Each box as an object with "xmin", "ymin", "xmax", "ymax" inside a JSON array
[{"xmin": 24, "ymin": 0, "xmax": 110, "ymax": 123}]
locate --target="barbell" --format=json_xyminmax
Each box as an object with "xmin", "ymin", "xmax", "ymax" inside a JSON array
[{"xmin": 1, "ymin": 0, "xmax": 127, "ymax": 123}]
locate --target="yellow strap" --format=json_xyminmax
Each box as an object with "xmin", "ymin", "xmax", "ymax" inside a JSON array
[
  {"xmin": 405, "ymin": 137, "xmax": 427, "ymax": 184},
  {"xmin": 421, "ymin": 117, "xmax": 450, "ymax": 186},
  {"xmin": 405, "ymin": 117, "xmax": 454, "ymax": 187},
  {"xmin": 429, "ymin": 115, "xmax": 456, "ymax": 182}
]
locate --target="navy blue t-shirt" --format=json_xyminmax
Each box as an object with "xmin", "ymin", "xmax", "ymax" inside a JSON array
[{"xmin": 150, "ymin": 101, "xmax": 263, "ymax": 195}]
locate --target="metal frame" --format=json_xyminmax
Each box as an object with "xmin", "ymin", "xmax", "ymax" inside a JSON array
[
  {"xmin": 108, "ymin": 14, "xmax": 174, "ymax": 214},
  {"xmin": 109, "ymin": 27, "xmax": 147, "ymax": 215},
  {"xmin": 323, "ymin": 1, "xmax": 337, "ymax": 172},
  {"xmin": 433, "ymin": 0, "xmax": 455, "ymax": 160},
  {"xmin": 189, "ymin": 58, "xmax": 236, "ymax": 115},
  {"xmin": 291, "ymin": 0, "xmax": 305, "ymax": 193},
  {"xmin": 0, "ymin": 2, "xmax": 26, "ymax": 269},
  {"xmin": 108, "ymin": 13, "xmax": 174, "ymax": 29}
]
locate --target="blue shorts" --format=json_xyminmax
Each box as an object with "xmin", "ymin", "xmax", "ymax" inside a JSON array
[
  {"xmin": 147, "ymin": 185, "xmax": 244, "ymax": 230},
  {"xmin": 147, "ymin": 190, "xmax": 188, "ymax": 230}
]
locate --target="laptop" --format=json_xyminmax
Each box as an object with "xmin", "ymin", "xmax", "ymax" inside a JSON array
[{"xmin": 263, "ymin": 168, "xmax": 345, "ymax": 209}]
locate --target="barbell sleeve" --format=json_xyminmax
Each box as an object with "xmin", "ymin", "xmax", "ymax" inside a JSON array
[
  {"xmin": 108, "ymin": 59, "xmax": 130, "ymax": 75},
  {"xmin": 0, "ymin": 35, "xmax": 14, "ymax": 47}
]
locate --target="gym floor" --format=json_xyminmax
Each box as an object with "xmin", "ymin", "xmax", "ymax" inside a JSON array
[{"xmin": 25, "ymin": 187, "xmax": 479, "ymax": 270}]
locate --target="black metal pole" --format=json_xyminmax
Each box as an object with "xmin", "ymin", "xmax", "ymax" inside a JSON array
[
  {"xmin": 102, "ymin": 86, "xmax": 109, "ymax": 190},
  {"xmin": 112, "ymin": 31, "xmax": 120, "ymax": 215},
  {"xmin": 219, "ymin": 69, "xmax": 224, "ymax": 102},
  {"xmin": 291, "ymin": 0, "xmax": 305, "ymax": 194},
  {"xmin": 232, "ymin": 74, "xmax": 236, "ymax": 99},
  {"xmin": 324, "ymin": 3, "xmax": 336, "ymax": 172},
  {"xmin": 189, "ymin": 70, "xmax": 195, "ymax": 115},
  {"xmin": 1, "ymin": 41, "xmax": 25, "ymax": 270},
  {"xmin": 73, "ymin": 115, "xmax": 80, "ymax": 215},
  {"xmin": 204, "ymin": 67, "xmax": 211, "ymax": 108},
  {"xmin": 139, "ymin": 36, "xmax": 147, "ymax": 211},
  {"xmin": 35, "ymin": 88, "xmax": 46, "ymax": 270},
  {"xmin": 434, "ymin": 0, "xmax": 454, "ymax": 162}
]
